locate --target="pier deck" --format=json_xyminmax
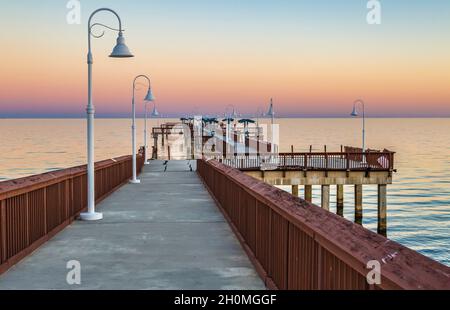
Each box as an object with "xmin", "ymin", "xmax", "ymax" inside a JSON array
[{"xmin": 0, "ymin": 161, "xmax": 265, "ymax": 290}]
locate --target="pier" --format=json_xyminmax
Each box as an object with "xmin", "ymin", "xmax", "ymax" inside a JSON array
[
  {"xmin": 152, "ymin": 120, "xmax": 395, "ymax": 235},
  {"xmin": 218, "ymin": 149, "xmax": 394, "ymax": 235},
  {"xmin": 0, "ymin": 147, "xmax": 449, "ymax": 289},
  {"xmin": 0, "ymin": 160, "xmax": 264, "ymax": 289}
]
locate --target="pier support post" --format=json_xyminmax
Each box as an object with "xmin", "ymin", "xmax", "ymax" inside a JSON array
[
  {"xmin": 191, "ymin": 132, "xmax": 195, "ymax": 160},
  {"xmin": 153, "ymin": 136, "xmax": 158, "ymax": 160},
  {"xmin": 292, "ymin": 185, "xmax": 299, "ymax": 197},
  {"xmin": 355, "ymin": 185, "xmax": 363, "ymax": 225},
  {"xmin": 162, "ymin": 130, "xmax": 165, "ymax": 147},
  {"xmin": 321, "ymin": 185, "xmax": 330, "ymax": 211},
  {"xmin": 337, "ymin": 184, "xmax": 344, "ymax": 217},
  {"xmin": 378, "ymin": 184, "xmax": 387, "ymax": 236},
  {"xmin": 304, "ymin": 185, "xmax": 312, "ymax": 202}
]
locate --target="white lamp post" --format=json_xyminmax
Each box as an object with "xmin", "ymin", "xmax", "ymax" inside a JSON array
[
  {"xmin": 351, "ymin": 99, "xmax": 366, "ymax": 153},
  {"xmin": 267, "ymin": 98, "xmax": 275, "ymax": 152},
  {"xmin": 142, "ymin": 78, "xmax": 156, "ymax": 166},
  {"xmin": 131, "ymin": 75, "xmax": 154, "ymax": 182},
  {"xmin": 81, "ymin": 8, "xmax": 134, "ymax": 222}
]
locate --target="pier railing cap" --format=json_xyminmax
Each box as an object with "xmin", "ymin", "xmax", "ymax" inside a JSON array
[
  {"xmin": 200, "ymin": 159, "xmax": 449, "ymax": 290},
  {"xmin": 0, "ymin": 154, "xmax": 143, "ymax": 201}
]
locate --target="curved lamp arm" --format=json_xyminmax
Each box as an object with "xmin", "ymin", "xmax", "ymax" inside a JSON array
[
  {"xmin": 88, "ymin": 8, "xmax": 123, "ymax": 55},
  {"xmin": 133, "ymin": 75, "xmax": 152, "ymax": 91},
  {"xmin": 90, "ymin": 23, "xmax": 122, "ymax": 38},
  {"xmin": 354, "ymin": 99, "xmax": 365, "ymax": 118}
]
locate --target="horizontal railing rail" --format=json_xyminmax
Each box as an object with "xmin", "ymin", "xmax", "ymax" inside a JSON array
[
  {"xmin": 208, "ymin": 152, "xmax": 395, "ymax": 172},
  {"xmin": 197, "ymin": 159, "xmax": 449, "ymax": 290},
  {"xmin": 0, "ymin": 150, "xmax": 145, "ymax": 275}
]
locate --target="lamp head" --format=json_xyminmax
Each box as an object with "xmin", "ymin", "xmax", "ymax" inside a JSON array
[
  {"xmin": 110, "ymin": 32, "xmax": 134, "ymax": 58},
  {"xmin": 351, "ymin": 105, "xmax": 359, "ymax": 117},
  {"xmin": 145, "ymin": 88, "xmax": 155, "ymax": 102},
  {"xmin": 151, "ymin": 105, "xmax": 160, "ymax": 117},
  {"xmin": 267, "ymin": 102, "xmax": 274, "ymax": 117}
]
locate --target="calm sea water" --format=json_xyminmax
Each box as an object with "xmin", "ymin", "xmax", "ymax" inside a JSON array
[{"xmin": 0, "ymin": 118, "xmax": 449, "ymax": 266}]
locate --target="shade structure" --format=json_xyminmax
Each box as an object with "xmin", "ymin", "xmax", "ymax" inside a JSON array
[
  {"xmin": 238, "ymin": 119, "xmax": 256, "ymax": 124},
  {"xmin": 110, "ymin": 32, "xmax": 134, "ymax": 58},
  {"xmin": 223, "ymin": 117, "xmax": 234, "ymax": 123}
]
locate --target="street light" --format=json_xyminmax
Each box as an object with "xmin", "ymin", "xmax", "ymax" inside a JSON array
[
  {"xmin": 151, "ymin": 103, "xmax": 160, "ymax": 118},
  {"xmin": 81, "ymin": 8, "xmax": 133, "ymax": 222},
  {"xmin": 266, "ymin": 98, "xmax": 275, "ymax": 153},
  {"xmin": 351, "ymin": 99, "xmax": 366, "ymax": 153},
  {"xmin": 131, "ymin": 75, "xmax": 154, "ymax": 181},
  {"xmin": 267, "ymin": 98, "xmax": 275, "ymax": 127},
  {"xmin": 255, "ymin": 106, "xmax": 264, "ymax": 138},
  {"xmin": 142, "ymin": 79, "xmax": 155, "ymax": 166}
]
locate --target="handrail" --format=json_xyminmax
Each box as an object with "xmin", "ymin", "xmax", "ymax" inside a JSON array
[
  {"xmin": 0, "ymin": 149, "xmax": 145, "ymax": 275},
  {"xmin": 197, "ymin": 159, "xmax": 450, "ymax": 290},
  {"xmin": 0, "ymin": 155, "xmax": 132, "ymax": 201},
  {"xmin": 209, "ymin": 151, "xmax": 395, "ymax": 172}
]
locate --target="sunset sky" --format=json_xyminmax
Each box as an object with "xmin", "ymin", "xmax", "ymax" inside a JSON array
[{"xmin": 0, "ymin": 0, "xmax": 449, "ymax": 117}]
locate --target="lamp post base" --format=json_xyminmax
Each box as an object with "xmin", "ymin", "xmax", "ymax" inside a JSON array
[
  {"xmin": 130, "ymin": 179, "xmax": 141, "ymax": 184},
  {"xmin": 80, "ymin": 212, "xmax": 103, "ymax": 221}
]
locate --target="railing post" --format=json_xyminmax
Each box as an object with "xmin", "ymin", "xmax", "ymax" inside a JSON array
[
  {"xmin": 223, "ymin": 132, "xmax": 227, "ymax": 158},
  {"xmin": 390, "ymin": 152, "xmax": 394, "ymax": 170},
  {"xmin": 65, "ymin": 180, "xmax": 70, "ymax": 220},
  {"xmin": 25, "ymin": 192, "xmax": 30, "ymax": 247},
  {"xmin": 1, "ymin": 200, "xmax": 6, "ymax": 263},
  {"xmin": 43, "ymin": 187, "xmax": 48, "ymax": 234}
]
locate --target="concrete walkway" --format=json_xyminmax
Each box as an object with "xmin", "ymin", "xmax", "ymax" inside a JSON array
[{"xmin": 0, "ymin": 161, "xmax": 265, "ymax": 290}]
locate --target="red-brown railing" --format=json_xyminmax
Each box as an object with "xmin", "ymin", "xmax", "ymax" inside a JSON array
[
  {"xmin": 197, "ymin": 159, "xmax": 450, "ymax": 290},
  {"xmin": 211, "ymin": 152, "xmax": 395, "ymax": 172},
  {"xmin": 0, "ymin": 149, "xmax": 145, "ymax": 275}
]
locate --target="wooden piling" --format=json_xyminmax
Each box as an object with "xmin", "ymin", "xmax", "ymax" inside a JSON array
[
  {"xmin": 355, "ymin": 185, "xmax": 363, "ymax": 225},
  {"xmin": 292, "ymin": 185, "xmax": 299, "ymax": 197},
  {"xmin": 304, "ymin": 185, "xmax": 312, "ymax": 202},
  {"xmin": 321, "ymin": 185, "xmax": 330, "ymax": 211},
  {"xmin": 337, "ymin": 184, "xmax": 344, "ymax": 217},
  {"xmin": 153, "ymin": 136, "xmax": 158, "ymax": 160},
  {"xmin": 378, "ymin": 184, "xmax": 387, "ymax": 236}
]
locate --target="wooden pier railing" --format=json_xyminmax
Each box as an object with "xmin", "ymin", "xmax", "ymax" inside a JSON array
[
  {"xmin": 197, "ymin": 159, "xmax": 450, "ymax": 290},
  {"xmin": 212, "ymin": 151, "xmax": 395, "ymax": 172},
  {"xmin": 0, "ymin": 149, "xmax": 145, "ymax": 275}
]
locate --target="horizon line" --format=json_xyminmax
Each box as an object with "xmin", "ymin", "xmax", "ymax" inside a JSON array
[{"xmin": 1, "ymin": 115, "xmax": 450, "ymax": 119}]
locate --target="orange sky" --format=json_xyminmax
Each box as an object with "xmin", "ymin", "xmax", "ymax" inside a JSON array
[{"xmin": 1, "ymin": 0, "xmax": 449, "ymax": 117}]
